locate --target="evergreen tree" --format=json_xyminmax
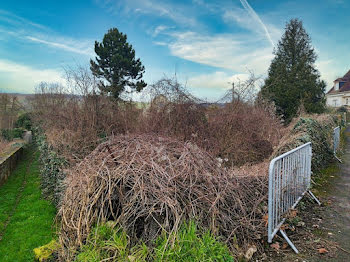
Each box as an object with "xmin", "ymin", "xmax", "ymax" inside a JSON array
[
  {"xmin": 90, "ymin": 28, "xmax": 147, "ymax": 99},
  {"xmin": 261, "ymin": 19, "xmax": 325, "ymax": 122}
]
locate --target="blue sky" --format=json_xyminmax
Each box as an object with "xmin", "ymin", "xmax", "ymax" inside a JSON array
[{"xmin": 0, "ymin": 0, "xmax": 349, "ymax": 100}]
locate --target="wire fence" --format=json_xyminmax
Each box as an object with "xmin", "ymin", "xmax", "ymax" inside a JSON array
[{"xmin": 268, "ymin": 142, "xmax": 315, "ymax": 252}]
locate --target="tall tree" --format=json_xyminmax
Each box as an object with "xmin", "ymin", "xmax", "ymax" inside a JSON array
[
  {"xmin": 90, "ymin": 28, "xmax": 147, "ymax": 99},
  {"xmin": 260, "ymin": 19, "xmax": 325, "ymax": 122}
]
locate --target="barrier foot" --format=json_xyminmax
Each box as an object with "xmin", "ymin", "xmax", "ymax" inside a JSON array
[
  {"xmin": 307, "ymin": 190, "xmax": 321, "ymax": 206},
  {"xmin": 334, "ymin": 154, "xmax": 342, "ymax": 163},
  {"xmin": 279, "ymin": 229, "xmax": 299, "ymax": 254}
]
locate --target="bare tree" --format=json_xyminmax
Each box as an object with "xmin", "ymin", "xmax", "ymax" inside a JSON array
[
  {"xmin": 218, "ymin": 72, "xmax": 262, "ymax": 104},
  {"xmin": 0, "ymin": 93, "xmax": 22, "ymax": 129}
]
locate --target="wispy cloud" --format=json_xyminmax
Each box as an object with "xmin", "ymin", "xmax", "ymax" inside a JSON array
[
  {"xmin": 25, "ymin": 36, "xmax": 94, "ymax": 56},
  {"xmin": 0, "ymin": 9, "xmax": 48, "ymax": 31},
  {"xmin": 152, "ymin": 25, "xmax": 174, "ymax": 37},
  {"xmin": 0, "ymin": 59, "xmax": 64, "ymax": 93},
  {"xmin": 167, "ymin": 31, "xmax": 274, "ymax": 75},
  {"xmin": 0, "ymin": 9, "xmax": 94, "ymax": 57},
  {"xmin": 96, "ymin": 0, "xmax": 197, "ymax": 27},
  {"xmin": 238, "ymin": 0, "xmax": 275, "ymax": 47}
]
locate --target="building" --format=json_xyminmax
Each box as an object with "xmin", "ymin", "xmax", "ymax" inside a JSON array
[{"xmin": 326, "ymin": 70, "xmax": 350, "ymax": 107}]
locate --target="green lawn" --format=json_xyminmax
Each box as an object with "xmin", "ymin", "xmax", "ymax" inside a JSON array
[{"xmin": 0, "ymin": 146, "xmax": 56, "ymax": 261}]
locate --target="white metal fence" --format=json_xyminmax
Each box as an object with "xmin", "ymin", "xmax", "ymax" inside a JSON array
[
  {"xmin": 333, "ymin": 126, "xmax": 340, "ymax": 154},
  {"xmin": 268, "ymin": 142, "xmax": 320, "ymax": 253}
]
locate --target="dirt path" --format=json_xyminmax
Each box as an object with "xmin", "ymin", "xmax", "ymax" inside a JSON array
[{"xmin": 318, "ymin": 125, "xmax": 350, "ymax": 260}]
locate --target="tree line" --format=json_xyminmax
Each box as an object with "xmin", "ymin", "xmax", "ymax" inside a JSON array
[{"xmin": 37, "ymin": 18, "xmax": 326, "ymax": 124}]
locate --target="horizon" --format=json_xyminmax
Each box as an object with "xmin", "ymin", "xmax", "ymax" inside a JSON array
[{"xmin": 0, "ymin": 0, "xmax": 349, "ymax": 101}]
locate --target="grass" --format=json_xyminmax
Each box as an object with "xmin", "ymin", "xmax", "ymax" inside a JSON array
[
  {"xmin": 0, "ymin": 145, "xmax": 56, "ymax": 261},
  {"xmin": 154, "ymin": 221, "xmax": 234, "ymax": 262},
  {"xmin": 312, "ymin": 161, "xmax": 340, "ymax": 198},
  {"xmin": 76, "ymin": 221, "xmax": 234, "ymax": 262}
]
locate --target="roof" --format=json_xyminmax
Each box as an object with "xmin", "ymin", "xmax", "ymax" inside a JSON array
[{"xmin": 327, "ymin": 70, "xmax": 350, "ymax": 94}]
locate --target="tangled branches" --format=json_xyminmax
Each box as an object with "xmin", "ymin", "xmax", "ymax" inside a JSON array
[{"xmin": 59, "ymin": 135, "xmax": 269, "ymax": 260}]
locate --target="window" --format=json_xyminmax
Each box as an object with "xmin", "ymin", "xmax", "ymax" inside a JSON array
[
  {"xmin": 347, "ymin": 98, "xmax": 349, "ymax": 105},
  {"xmin": 333, "ymin": 100, "xmax": 337, "ymax": 107}
]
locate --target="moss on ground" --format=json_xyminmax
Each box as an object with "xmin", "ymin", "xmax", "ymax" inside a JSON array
[
  {"xmin": 312, "ymin": 162, "xmax": 340, "ymax": 198},
  {"xmin": 0, "ymin": 145, "xmax": 56, "ymax": 262},
  {"xmin": 33, "ymin": 239, "xmax": 59, "ymax": 262}
]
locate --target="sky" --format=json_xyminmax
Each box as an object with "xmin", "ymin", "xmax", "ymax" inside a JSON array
[{"xmin": 0, "ymin": 0, "xmax": 349, "ymax": 101}]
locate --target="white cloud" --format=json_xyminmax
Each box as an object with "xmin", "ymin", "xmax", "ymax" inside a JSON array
[
  {"xmin": 25, "ymin": 36, "xmax": 94, "ymax": 56},
  {"xmin": 316, "ymin": 59, "xmax": 350, "ymax": 91},
  {"xmin": 223, "ymin": 9, "xmax": 279, "ymax": 38},
  {"xmin": 152, "ymin": 25, "xmax": 174, "ymax": 37},
  {"xmin": 97, "ymin": 0, "xmax": 278, "ymax": 80},
  {"xmin": 167, "ymin": 31, "xmax": 274, "ymax": 75},
  {"xmin": 187, "ymin": 71, "xmax": 250, "ymax": 89},
  {"xmin": 223, "ymin": 8, "xmax": 257, "ymax": 32},
  {"xmin": 0, "ymin": 9, "xmax": 94, "ymax": 57},
  {"xmin": 0, "ymin": 59, "xmax": 64, "ymax": 93},
  {"xmin": 97, "ymin": 0, "xmax": 197, "ymax": 27}
]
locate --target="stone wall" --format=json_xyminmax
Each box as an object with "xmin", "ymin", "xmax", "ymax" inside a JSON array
[{"xmin": 0, "ymin": 146, "xmax": 23, "ymax": 186}]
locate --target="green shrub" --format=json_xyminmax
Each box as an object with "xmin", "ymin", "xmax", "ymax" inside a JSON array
[
  {"xmin": 35, "ymin": 128, "xmax": 66, "ymax": 207},
  {"xmin": 292, "ymin": 117, "xmax": 334, "ymax": 171},
  {"xmin": 15, "ymin": 113, "xmax": 32, "ymax": 130},
  {"xmin": 1, "ymin": 128, "xmax": 24, "ymax": 141},
  {"xmin": 274, "ymin": 116, "xmax": 337, "ymax": 172}
]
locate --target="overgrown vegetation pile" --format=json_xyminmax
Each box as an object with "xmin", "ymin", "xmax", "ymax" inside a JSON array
[
  {"xmin": 30, "ymin": 76, "xmax": 344, "ymax": 261},
  {"xmin": 142, "ymin": 100, "xmax": 283, "ymax": 166},
  {"xmin": 58, "ymin": 134, "xmax": 268, "ymax": 260},
  {"xmin": 136, "ymin": 78, "xmax": 284, "ymax": 167},
  {"xmin": 3, "ymin": 19, "xmax": 345, "ymax": 261},
  {"xmin": 30, "ymin": 81, "xmax": 142, "ymax": 164},
  {"xmin": 205, "ymin": 102, "xmax": 282, "ymax": 166},
  {"xmin": 31, "ymin": 77, "xmax": 284, "ymax": 168},
  {"xmin": 273, "ymin": 114, "xmax": 339, "ymax": 171}
]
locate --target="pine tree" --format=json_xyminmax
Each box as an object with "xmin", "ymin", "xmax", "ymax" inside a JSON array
[
  {"xmin": 261, "ymin": 19, "xmax": 325, "ymax": 122},
  {"xmin": 90, "ymin": 28, "xmax": 147, "ymax": 99}
]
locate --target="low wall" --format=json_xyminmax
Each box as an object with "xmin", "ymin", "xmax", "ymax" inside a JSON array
[{"xmin": 0, "ymin": 146, "xmax": 24, "ymax": 186}]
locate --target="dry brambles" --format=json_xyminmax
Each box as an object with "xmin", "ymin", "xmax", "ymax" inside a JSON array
[{"xmin": 59, "ymin": 134, "xmax": 269, "ymax": 259}]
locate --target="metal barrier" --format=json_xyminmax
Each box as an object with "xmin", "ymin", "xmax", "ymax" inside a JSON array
[
  {"xmin": 333, "ymin": 126, "xmax": 340, "ymax": 154},
  {"xmin": 268, "ymin": 142, "xmax": 320, "ymax": 253},
  {"xmin": 333, "ymin": 126, "xmax": 342, "ymax": 163}
]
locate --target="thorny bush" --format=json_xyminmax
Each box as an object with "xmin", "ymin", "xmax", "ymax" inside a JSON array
[{"xmin": 58, "ymin": 135, "xmax": 268, "ymax": 260}]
